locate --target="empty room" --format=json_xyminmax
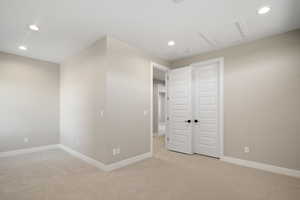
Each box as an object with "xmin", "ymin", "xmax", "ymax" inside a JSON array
[{"xmin": 0, "ymin": 0, "xmax": 300, "ymax": 199}]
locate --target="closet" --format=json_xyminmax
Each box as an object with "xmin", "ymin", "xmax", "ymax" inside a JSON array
[{"xmin": 166, "ymin": 58, "xmax": 224, "ymax": 158}]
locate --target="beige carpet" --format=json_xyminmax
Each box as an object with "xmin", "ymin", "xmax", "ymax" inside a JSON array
[{"xmin": 0, "ymin": 137, "xmax": 299, "ymax": 200}]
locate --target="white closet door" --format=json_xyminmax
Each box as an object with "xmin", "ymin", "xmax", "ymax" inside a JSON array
[
  {"xmin": 192, "ymin": 63, "xmax": 220, "ymax": 158},
  {"xmin": 166, "ymin": 67, "xmax": 193, "ymax": 154}
]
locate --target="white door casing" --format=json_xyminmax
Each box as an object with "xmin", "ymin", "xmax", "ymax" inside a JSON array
[{"xmin": 166, "ymin": 67, "xmax": 193, "ymax": 154}]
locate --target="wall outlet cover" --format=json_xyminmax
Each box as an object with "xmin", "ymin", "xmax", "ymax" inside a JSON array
[
  {"xmin": 244, "ymin": 146, "xmax": 250, "ymax": 153},
  {"xmin": 113, "ymin": 148, "xmax": 120, "ymax": 155}
]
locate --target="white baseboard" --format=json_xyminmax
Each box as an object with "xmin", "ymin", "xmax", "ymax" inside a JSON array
[
  {"xmin": 59, "ymin": 145, "xmax": 152, "ymax": 172},
  {"xmin": 106, "ymin": 152, "xmax": 152, "ymax": 171},
  {"xmin": 0, "ymin": 144, "xmax": 152, "ymax": 172},
  {"xmin": 221, "ymin": 156, "xmax": 300, "ymax": 178},
  {"xmin": 2, "ymin": 145, "xmax": 298, "ymax": 177},
  {"xmin": 58, "ymin": 145, "xmax": 107, "ymax": 170},
  {"xmin": 0, "ymin": 144, "xmax": 60, "ymax": 158}
]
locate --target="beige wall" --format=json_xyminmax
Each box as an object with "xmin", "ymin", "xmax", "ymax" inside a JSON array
[
  {"xmin": 172, "ymin": 30, "xmax": 300, "ymax": 170},
  {"xmin": 0, "ymin": 52, "xmax": 60, "ymax": 152},
  {"xmin": 60, "ymin": 36, "xmax": 168, "ymax": 164},
  {"xmin": 60, "ymin": 38, "xmax": 108, "ymax": 162},
  {"xmin": 104, "ymin": 37, "xmax": 152, "ymax": 164}
]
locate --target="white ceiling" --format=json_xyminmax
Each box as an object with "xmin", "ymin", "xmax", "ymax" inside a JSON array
[{"xmin": 0, "ymin": 0, "xmax": 300, "ymax": 63}]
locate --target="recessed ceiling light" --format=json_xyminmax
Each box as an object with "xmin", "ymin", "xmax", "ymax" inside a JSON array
[
  {"xmin": 168, "ymin": 40, "xmax": 175, "ymax": 46},
  {"xmin": 258, "ymin": 6, "xmax": 271, "ymax": 15},
  {"xmin": 29, "ymin": 24, "xmax": 39, "ymax": 31},
  {"xmin": 19, "ymin": 45, "xmax": 27, "ymax": 50}
]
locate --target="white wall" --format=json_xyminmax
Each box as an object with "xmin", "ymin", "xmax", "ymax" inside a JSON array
[{"xmin": 0, "ymin": 52, "xmax": 60, "ymax": 152}]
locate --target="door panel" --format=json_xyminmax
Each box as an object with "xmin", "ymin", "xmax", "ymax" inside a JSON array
[
  {"xmin": 167, "ymin": 67, "xmax": 193, "ymax": 154},
  {"xmin": 192, "ymin": 63, "xmax": 220, "ymax": 158}
]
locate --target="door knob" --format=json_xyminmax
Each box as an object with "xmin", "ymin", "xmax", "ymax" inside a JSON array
[
  {"xmin": 185, "ymin": 120, "xmax": 191, "ymax": 123},
  {"xmin": 194, "ymin": 119, "xmax": 199, "ymax": 123}
]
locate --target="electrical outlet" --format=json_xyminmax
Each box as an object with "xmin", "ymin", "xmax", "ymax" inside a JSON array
[
  {"xmin": 24, "ymin": 138, "xmax": 29, "ymax": 143},
  {"xmin": 244, "ymin": 146, "xmax": 250, "ymax": 153},
  {"xmin": 113, "ymin": 148, "xmax": 121, "ymax": 156}
]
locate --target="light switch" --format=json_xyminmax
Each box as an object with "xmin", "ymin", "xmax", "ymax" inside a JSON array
[{"xmin": 100, "ymin": 110, "xmax": 104, "ymax": 117}]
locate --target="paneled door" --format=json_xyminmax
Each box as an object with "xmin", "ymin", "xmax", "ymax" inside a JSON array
[
  {"xmin": 192, "ymin": 62, "xmax": 221, "ymax": 158},
  {"xmin": 166, "ymin": 67, "xmax": 193, "ymax": 154}
]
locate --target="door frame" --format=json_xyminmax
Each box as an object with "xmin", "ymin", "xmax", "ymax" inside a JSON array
[
  {"xmin": 150, "ymin": 62, "xmax": 170, "ymax": 155},
  {"xmin": 191, "ymin": 57, "xmax": 224, "ymax": 157}
]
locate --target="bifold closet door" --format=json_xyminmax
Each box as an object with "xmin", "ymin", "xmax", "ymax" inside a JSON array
[
  {"xmin": 166, "ymin": 67, "xmax": 193, "ymax": 154},
  {"xmin": 192, "ymin": 63, "xmax": 220, "ymax": 158}
]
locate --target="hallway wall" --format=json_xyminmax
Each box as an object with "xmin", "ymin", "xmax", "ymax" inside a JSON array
[{"xmin": 153, "ymin": 79, "xmax": 166, "ymax": 135}]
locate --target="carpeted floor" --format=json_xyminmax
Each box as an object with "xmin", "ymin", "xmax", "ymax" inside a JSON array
[{"xmin": 0, "ymin": 136, "xmax": 299, "ymax": 200}]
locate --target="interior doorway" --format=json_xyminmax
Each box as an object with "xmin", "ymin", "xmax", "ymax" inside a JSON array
[{"xmin": 151, "ymin": 63, "xmax": 169, "ymax": 154}]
